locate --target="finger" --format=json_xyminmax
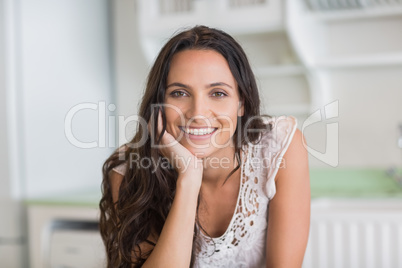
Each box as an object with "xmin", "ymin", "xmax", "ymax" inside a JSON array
[
  {"xmin": 157, "ymin": 110, "xmax": 177, "ymax": 146},
  {"xmin": 157, "ymin": 109, "xmax": 163, "ymax": 136}
]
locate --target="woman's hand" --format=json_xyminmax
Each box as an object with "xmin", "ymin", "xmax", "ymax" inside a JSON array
[
  {"xmin": 140, "ymin": 110, "xmax": 203, "ymax": 268},
  {"xmin": 149, "ymin": 110, "xmax": 203, "ymax": 188}
]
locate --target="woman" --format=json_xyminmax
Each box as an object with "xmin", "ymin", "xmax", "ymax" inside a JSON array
[{"xmin": 99, "ymin": 25, "xmax": 310, "ymax": 268}]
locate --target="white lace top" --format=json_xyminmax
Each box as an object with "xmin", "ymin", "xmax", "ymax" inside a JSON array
[{"xmin": 112, "ymin": 116, "xmax": 297, "ymax": 268}]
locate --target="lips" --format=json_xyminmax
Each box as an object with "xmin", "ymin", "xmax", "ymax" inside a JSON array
[{"xmin": 179, "ymin": 126, "xmax": 217, "ymax": 136}]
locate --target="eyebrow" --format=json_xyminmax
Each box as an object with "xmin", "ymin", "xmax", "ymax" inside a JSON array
[
  {"xmin": 209, "ymin": 82, "xmax": 233, "ymax": 89},
  {"xmin": 166, "ymin": 82, "xmax": 233, "ymax": 89}
]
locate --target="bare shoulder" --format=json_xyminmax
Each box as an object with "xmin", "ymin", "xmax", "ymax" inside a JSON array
[
  {"xmin": 109, "ymin": 169, "xmax": 124, "ymax": 203},
  {"xmin": 266, "ymin": 128, "xmax": 310, "ymax": 267},
  {"xmin": 271, "ymin": 127, "xmax": 310, "ymax": 213},
  {"xmin": 276, "ymin": 128, "xmax": 308, "ymax": 182},
  {"xmin": 287, "ymin": 128, "xmax": 307, "ymax": 158}
]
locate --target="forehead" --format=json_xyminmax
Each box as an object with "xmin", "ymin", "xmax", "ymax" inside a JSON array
[
  {"xmin": 167, "ymin": 49, "xmax": 236, "ymax": 84},
  {"xmin": 170, "ymin": 48, "xmax": 226, "ymax": 63}
]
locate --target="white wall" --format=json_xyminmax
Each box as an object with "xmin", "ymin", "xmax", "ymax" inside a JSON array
[
  {"xmin": 111, "ymin": 0, "xmax": 148, "ymax": 145},
  {"xmin": 329, "ymin": 67, "xmax": 402, "ymax": 168},
  {"xmin": 304, "ymin": 66, "xmax": 402, "ymax": 168},
  {"xmin": 2, "ymin": 0, "xmax": 115, "ymax": 198},
  {"xmin": 0, "ymin": 1, "xmax": 27, "ymax": 266},
  {"xmin": 0, "ymin": 0, "xmax": 11, "ymax": 199}
]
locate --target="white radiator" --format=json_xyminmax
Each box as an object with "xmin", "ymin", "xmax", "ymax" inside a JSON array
[{"xmin": 303, "ymin": 198, "xmax": 402, "ymax": 268}]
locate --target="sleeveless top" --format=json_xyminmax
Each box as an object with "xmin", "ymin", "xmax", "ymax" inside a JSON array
[{"xmin": 112, "ymin": 116, "xmax": 297, "ymax": 268}]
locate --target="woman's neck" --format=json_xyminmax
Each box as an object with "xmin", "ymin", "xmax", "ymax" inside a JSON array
[{"xmin": 201, "ymin": 145, "xmax": 239, "ymax": 187}]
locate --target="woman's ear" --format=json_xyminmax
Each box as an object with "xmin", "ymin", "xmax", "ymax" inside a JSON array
[{"xmin": 238, "ymin": 100, "xmax": 244, "ymax": 117}]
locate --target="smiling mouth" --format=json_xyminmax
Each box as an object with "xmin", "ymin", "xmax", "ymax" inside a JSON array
[{"xmin": 179, "ymin": 126, "xmax": 217, "ymax": 136}]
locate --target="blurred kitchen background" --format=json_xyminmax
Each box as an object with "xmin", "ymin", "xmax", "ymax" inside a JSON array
[{"xmin": 1, "ymin": 0, "xmax": 402, "ymax": 267}]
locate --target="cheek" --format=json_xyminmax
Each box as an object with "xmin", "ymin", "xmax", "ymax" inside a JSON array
[
  {"xmin": 164, "ymin": 100, "xmax": 188, "ymax": 119},
  {"xmin": 165, "ymin": 109, "xmax": 176, "ymax": 126},
  {"xmin": 164, "ymin": 107, "xmax": 183, "ymax": 134},
  {"xmin": 217, "ymin": 107, "xmax": 240, "ymax": 126},
  {"xmin": 217, "ymin": 117, "xmax": 238, "ymax": 139}
]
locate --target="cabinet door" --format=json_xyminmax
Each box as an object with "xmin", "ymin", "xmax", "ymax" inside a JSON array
[{"xmin": 50, "ymin": 230, "xmax": 105, "ymax": 268}]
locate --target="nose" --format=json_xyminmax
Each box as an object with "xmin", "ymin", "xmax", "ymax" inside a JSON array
[{"xmin": 184, "ymin": 95, "xmax": 212, "ymax": 121}]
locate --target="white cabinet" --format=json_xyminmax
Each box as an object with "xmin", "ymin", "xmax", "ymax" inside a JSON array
[
  {"xmin": 305, "ymin": 198, "xmax": 402, "ymax": 268},
  {"xmin": 49, "ymin": 227, "xmax": 105, "ymax": 268},
  {"xmin": 137, "ymin": 0, "xmax": 313, "ymax": 118},
  {"xmin": 27, "ymin": 205, "xmax": 105, "ymax": 268},
  {"xmin": 287, "ymin": 0, "xmax": 402, "ymax": 110},
  {"xmin": 287, "ymin": 0, "xmax": 402, "ymax": 69},
  {"xmin": 137, "ymin": 0, "xmax": 283, "ymax": 59},
  {"xmin": 136, "ymin": 0, "xmax": 402, "ymax": 123},
  {"xmin": 234, "ymin": 30, "xmax": 312, "ymax": 117}
]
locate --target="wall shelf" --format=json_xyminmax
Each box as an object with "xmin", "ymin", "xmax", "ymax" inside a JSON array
[
  {"xmin": 137, "ymin": 0, "xmax": 312, "ymax": 118},
  {"xmin": 288, "ymin": 0, "xmax": 402, "ymax": 68},
  {"xmin": 314, "ymin": 52, "xmax": 402, "ymax": 69},
  {"xmin": 308, "ymin": 5, "xmax": 402, "ymax": 22},
  {"xmin": 136, "ymin": 0, "xmax": 402, "ymax": 119},
  {"xmin": 254, "ymin": 65, "xmax": 306, "ymax": 77}
]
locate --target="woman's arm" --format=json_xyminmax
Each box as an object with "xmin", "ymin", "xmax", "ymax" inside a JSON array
[
  {"xmin": 142, "ymin": 170, "xmax": 201, "ymax": 268},
  {"xmin": 110, "ymin": 167, "xmax": 201, "ymax": 268},
  {"xmin": 266, "ymin": 129, "xmax": 310, "ymax": 268},
  {"xmin": 110, "ymin": 110, "xmax": 202, "ymax": 268}
]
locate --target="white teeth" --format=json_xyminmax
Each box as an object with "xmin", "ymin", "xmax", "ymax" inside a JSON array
[{"xmin": 182, "ymin": 127, "xmax": 215, "ymax": 135}]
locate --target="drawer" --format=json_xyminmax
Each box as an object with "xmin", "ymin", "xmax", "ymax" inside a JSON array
[{"xmin": 49, "ymin": 229, "xmax": 105, "ymax": 268}]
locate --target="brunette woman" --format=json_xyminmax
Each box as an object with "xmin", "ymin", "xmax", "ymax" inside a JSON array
[{"xmin": 99, "ymin": 25, "xmax": 310, "ymax": 268}]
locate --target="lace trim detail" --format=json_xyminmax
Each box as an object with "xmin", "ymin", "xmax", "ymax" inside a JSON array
[
  {"xmin": 194, "ymin": 116, "xmax": 297, "ymax": 268},
  {"xmin": 112, "ymin": 162, "xmax": 127, "ymax": 176},
  {"xmin": 195, "ymin": 135, "xmax": 269, "ymax": 267}
]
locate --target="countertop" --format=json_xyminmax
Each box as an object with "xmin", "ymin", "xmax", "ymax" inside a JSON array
[{"xmin": 310, "ymin": 168, "xmax": 402, "ymax": 198}]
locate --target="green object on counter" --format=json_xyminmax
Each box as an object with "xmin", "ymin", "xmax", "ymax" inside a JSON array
[
  {"xmin": 25, "ymin": 188, "xmax": 102, "ymax": 207},
  {"xmin": 310, "ymin": 168, "xmax": 402, "ymax": 198}
]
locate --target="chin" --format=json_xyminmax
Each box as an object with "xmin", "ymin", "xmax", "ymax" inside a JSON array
[{"xmin": 185, "ymin": 146, "xmax": 212, "ymax": 159}]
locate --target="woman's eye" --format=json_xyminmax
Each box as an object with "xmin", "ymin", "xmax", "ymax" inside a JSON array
[
  {"xmin": 170, "ymin": 91, "xmax": 187, "ymax": 97},
  {"xmin": 212, "ymin": 91, "xmax": 227, "ymax": 97}
]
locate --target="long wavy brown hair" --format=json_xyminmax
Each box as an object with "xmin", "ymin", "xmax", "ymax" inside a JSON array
[{"xmin": 99, "ymin": 25, "xmax": 271, "ymax": 267}]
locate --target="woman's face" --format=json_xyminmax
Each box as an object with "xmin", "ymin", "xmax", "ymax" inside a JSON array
[{"xmin": 164, "ymin": 49, "xmax": 244, "ymax": 158}]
